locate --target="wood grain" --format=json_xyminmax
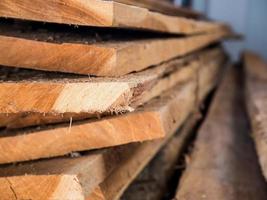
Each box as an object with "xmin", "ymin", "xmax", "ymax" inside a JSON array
[
  {"xmin": 175, "ymin": 67, "xmax": 267, "ymax": 200},
  {"xmin": 0, "ymin": 175, "xmax": 84, "ymax": 200},
  {"xmin": 244, "ymin": 52, "xmax": 267, "ymax": 181},
  {"xmin": 0, "ymin": 0, "xmax": 216, "ymax": 34},
  {"xmin": 0, "ymin": 48, "xmax": 224, "ymax": 129},
  {"xmin": 0, "ymin": 29, "xmax": 229, "ymax": 76}
]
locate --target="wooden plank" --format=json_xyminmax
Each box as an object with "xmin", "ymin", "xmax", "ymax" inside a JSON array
[
  {"xmin": 0, "ymin": 113, "xmax": 199, "ymax": 200},
  {"xmin": 0, "ymin": 0, "xmax": 217, "ymax": 34},
  {"xmin": 0, "ymin": 22, "xmax": 229, "ymax": 76},
  {"xmin": 175, "ymin": 67, "xmax": 267, "ymax": 200},
  {"xmin": 244, "ymin": 52, "xmax": 267, "ymax": 181},
  {"xmin": 0, "ymin": 175, "xmax": 85, "ymax": 200},
  {"xmin": 0, "ymin": 48, "xmax": 223, "ymax": 164},
  {"xmin": 0, "ymin": 48, "xmax": 224, "ymax": 129},
  {"xmin": 0, "ymin": 143, "xmax": 143, "ymax": 198}
]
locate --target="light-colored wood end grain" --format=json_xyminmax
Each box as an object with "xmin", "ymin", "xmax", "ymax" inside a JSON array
[{"xmin": 0, "ymin": 175, "xmax": 84, "ymax": 200}]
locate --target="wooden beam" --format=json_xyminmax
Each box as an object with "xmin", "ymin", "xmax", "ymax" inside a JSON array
[
  {"xmin": 175, "ymin": 67, "xmax": 267, "ymax": 199},
  {"xmin": 88, "ymin": 114, "xmax": 199, "ymax": 200},
  {"xmin": 0, "ymin": 48, "xmax": 224, "ymax": 129},
  {"xmin": 0, "ymin": 0, "xmax": 216, "ymax": 34},
  {"xmin": 0, "ymin": 22, "xmax": 229, "ymax": 76},
  {"xmin": 0, "ymin": 49, "xmax": 224, "ymax": 164},
  {"xmin": 244, "ymin": 52, "xmax": 267, "ymax": 181}
]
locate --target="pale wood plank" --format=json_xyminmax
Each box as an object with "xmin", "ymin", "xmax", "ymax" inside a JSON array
[
  {"xmin": 175, "ymin": 67, "xmax": 267, "ymax": 200},
  {"xmin": 244, "ymin": 52, "xmax": 267, "ymax": 181},
  {"xmin": 0, "ymin": 27, "xmax": 229, "ymax": 76},
  {"xmin": 0, "ymin": 48, "xmax": 224, "ymax": 129},
  {"xmin": 0, "ymin": 0, "xmax": 218, "ymax": 34},
  {"xmin": 0, "ymin": 175, "xmax": 85, "ymax": 200}
]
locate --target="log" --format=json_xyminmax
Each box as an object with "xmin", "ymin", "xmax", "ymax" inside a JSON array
[
  {"xmin": 0, "ymin": 48, "xmax": 224, "ymax": 129},
  {"xmin": 0, "ymin": 22, "xmax": 229, "ymax": 76},
  {"xmin": 244, "ymin": 52, "xmax": 267, "ymax": 181},
  {"xmin": 0, "ymin": 0, "xmax": 217, "ymax": 34},
  {"xmin": 175, "ymin": 66, "xmax": 267, "ymax": 200}
]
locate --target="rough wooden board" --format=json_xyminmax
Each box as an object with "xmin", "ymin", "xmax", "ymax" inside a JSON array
[
  {"xmin": 116, "ymin": 0, "xmax": 202, "ymax": 18},
  {"xmin": 175, "ymin": 67, "xmax": 267, "ymax": 200},
  {"xmin": 0, "ymin": 77, "xmax": 201, "ymax": 164},
  {"xmin": 244, "ymin": 52, "xmax": 267, "ymax": 181},
  {"xmin": 0, "ymin": 48, "xmax": 224, "ymax": 129},
  {"xmin": 0, "ymin": 114, "xmax": 198, "ymax": 200},
  {"xmin": 0, "ymin": 0, "xmax": 217, "ymax": 34},
  {"xmin": 85, "ymin": 59, "xmax": 221, "ymax": 200},
  {"xmin": 0, "ymin": 28, "xmax": 229, "ymax": 76},
  {"xmin": 0, "ymin": 143, "xmax": 144, "ymax": 198},
  {"xmin": 0, "ymin": 175, "xmax": 85, "ymax": 200},
  {"xmin": 119, "ymin": 114, "xmax": 200, "ymax": 200}
]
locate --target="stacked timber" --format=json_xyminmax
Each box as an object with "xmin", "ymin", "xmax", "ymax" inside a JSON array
[{"xmin": 0, "ymin": 0, "xmax": 232, "ymax": 199}]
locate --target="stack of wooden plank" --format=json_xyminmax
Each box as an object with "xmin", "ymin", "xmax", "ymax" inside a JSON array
[{"xmin": 0, "ymin": 0, "xmax": 232, "ymax": 199}]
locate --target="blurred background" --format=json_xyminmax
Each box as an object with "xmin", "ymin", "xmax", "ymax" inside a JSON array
[{"xmin": 174, "ymin": 0, "xmax": 267, "ymax": 61}]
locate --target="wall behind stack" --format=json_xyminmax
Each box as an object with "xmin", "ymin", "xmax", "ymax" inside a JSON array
[{"xmin": 191, "ymin": 0, "xmax": 267, "ymax": 61}]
